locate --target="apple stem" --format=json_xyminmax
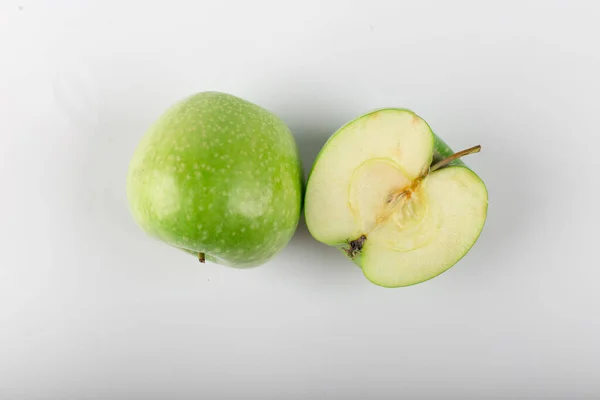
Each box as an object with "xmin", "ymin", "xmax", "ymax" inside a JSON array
[
  {"xmin": 198, "ymin": 252, "xmax": 205, "ymax": 263},
  {"xmin": 429, "ymin": 145, "xmax": 481, "ymax": 173}
]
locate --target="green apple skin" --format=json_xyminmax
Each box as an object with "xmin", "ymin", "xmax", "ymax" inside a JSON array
[
  {"xmin": 127, "ymin": 91, "xmax": 303, "ymax": 268},
  {"xmin": 305, "ymin": 108, "xmax": 488, "ymax": 287}
]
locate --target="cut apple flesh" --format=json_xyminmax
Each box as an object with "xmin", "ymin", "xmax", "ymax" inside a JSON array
[{"xmin": 305, "ymin": 109, "xmax": 488, "ymax": 287}]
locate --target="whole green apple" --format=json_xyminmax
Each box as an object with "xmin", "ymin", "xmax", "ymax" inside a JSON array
[
  {"xmin": 304, "ymin": 108, "xmax": 488, "ymax": 287},
  {"xmin": 127, "ymin": 91, "xmax": 303, "ymax": 268}
]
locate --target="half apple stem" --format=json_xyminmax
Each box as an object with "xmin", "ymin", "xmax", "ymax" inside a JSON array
[
  {"xmin": 429, "ymin": 145, "xmax": 481, "ymax": 173},
  {"xmin": 198, "ymin": 252, "xmax": 205, "ymax": 263}
]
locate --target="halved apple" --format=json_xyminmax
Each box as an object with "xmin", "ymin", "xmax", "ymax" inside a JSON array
[{"xmin": 304, "ymin": 109, "xmax": 488, "ymax": 287}]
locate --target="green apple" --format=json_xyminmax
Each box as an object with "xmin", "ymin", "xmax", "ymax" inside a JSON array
[
  {"xmin": 304, "ymin": 108, "xmax": 488, "ymax": 287},
  {"xmin": 126, "ymin": 91, "xmax": 303, "ymax": 268}
]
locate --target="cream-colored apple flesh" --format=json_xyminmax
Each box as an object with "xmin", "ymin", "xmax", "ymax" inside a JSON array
[{"xmin": 305, "ymin": 109, "xmax": 488, "ymax": 287}]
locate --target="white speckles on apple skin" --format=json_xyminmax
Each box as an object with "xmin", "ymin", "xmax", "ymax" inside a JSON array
[{"xmin": 126, "ymin": 91, "xmax": 303, "ymax": 268}]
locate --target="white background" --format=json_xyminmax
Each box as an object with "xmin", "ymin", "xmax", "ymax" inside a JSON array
[{"xmin": 1, "ymin": 0, "xmax": 599, "ymax": 399}]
